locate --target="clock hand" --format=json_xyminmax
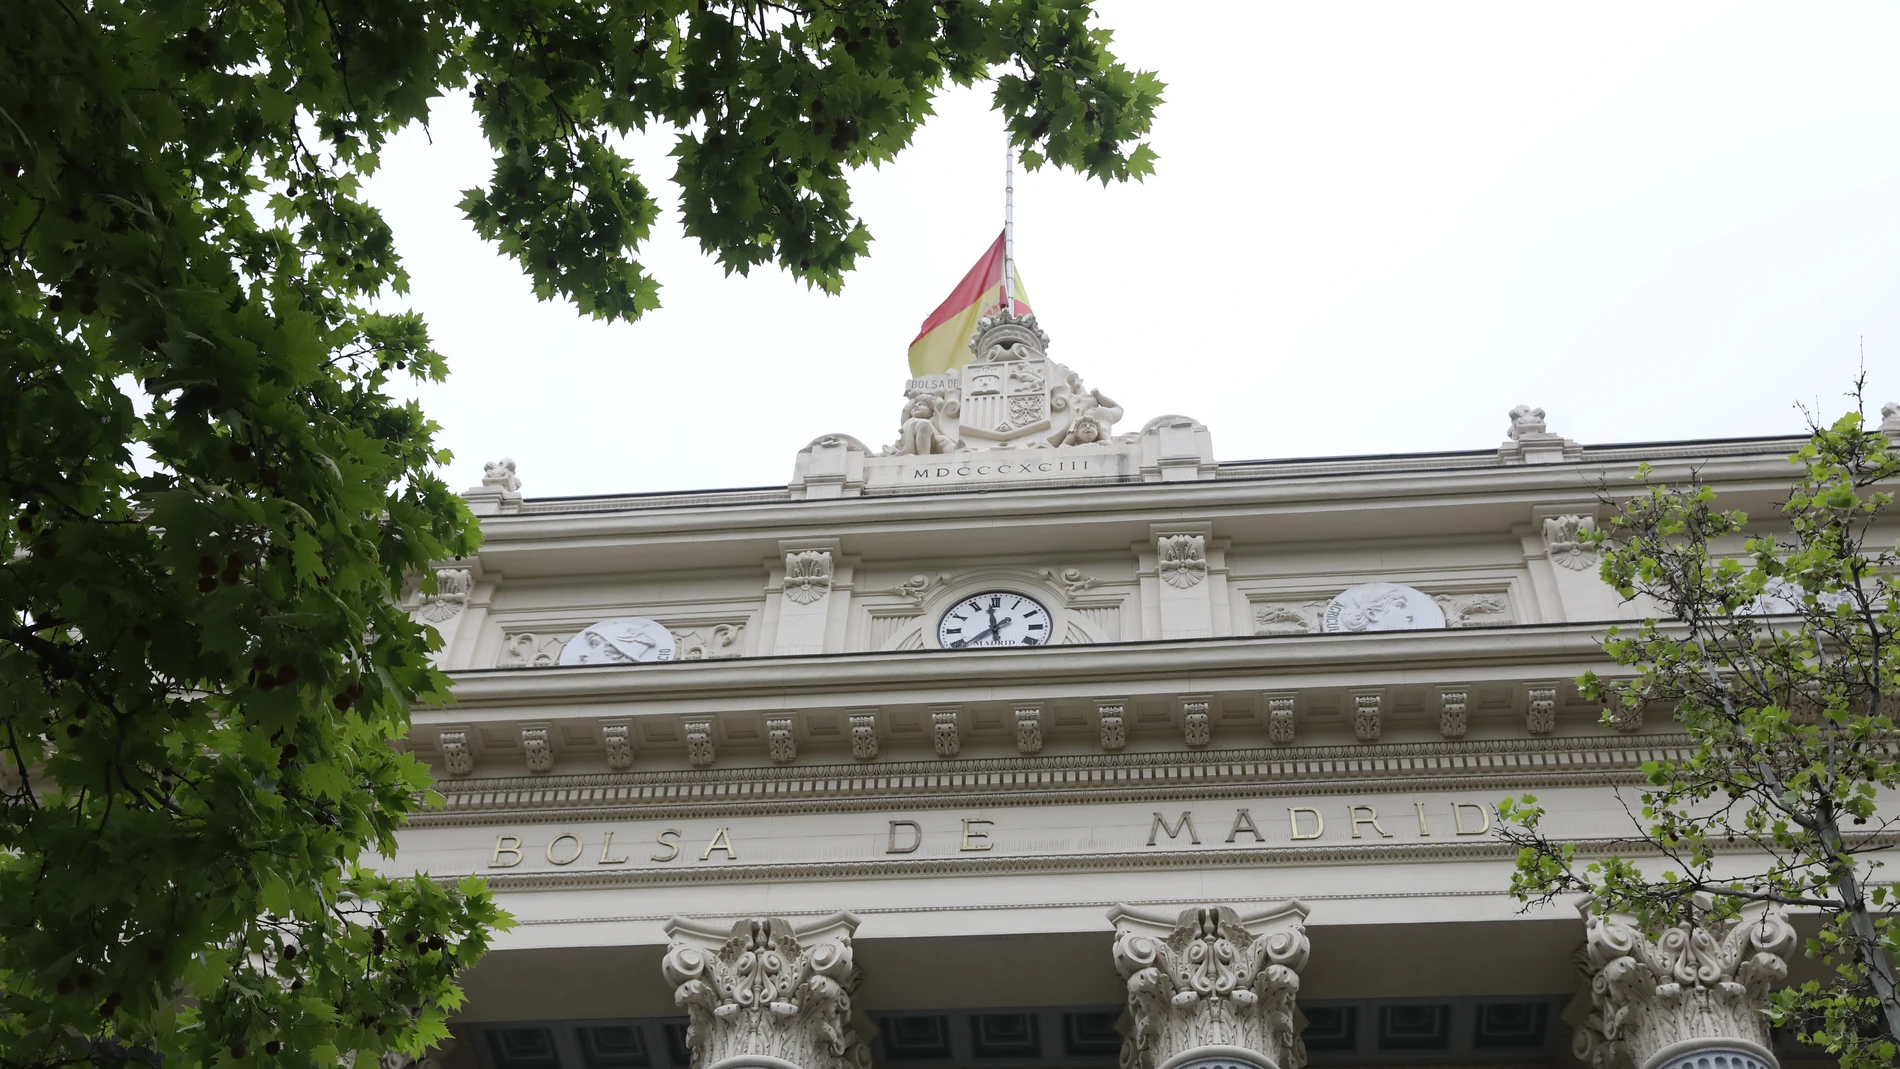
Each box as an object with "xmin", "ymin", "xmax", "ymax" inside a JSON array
[{"xmin": 964, "ymin": 616, "xmax": 1013, "ymax": 647}]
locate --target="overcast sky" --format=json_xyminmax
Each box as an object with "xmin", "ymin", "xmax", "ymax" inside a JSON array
[{"xmin": 365, "ymin": 2, "xmax": 1900, "ymax": 498}]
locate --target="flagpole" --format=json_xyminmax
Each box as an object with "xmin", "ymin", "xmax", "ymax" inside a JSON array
[{"xmin": 1003, "ymin": 139, "xmax": 1017, "ymax": 316}]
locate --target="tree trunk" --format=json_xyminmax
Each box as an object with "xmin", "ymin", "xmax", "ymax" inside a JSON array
[{"xmin": 1822, "ymin": 817, "xmax": 1900, "ymax": 1039}]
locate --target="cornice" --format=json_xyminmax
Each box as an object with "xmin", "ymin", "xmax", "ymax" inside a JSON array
[
  {"xmin": 408, "ymin": 731, "xmax": 1685, "ymax": 825},
  {"xmin": 431, "ymin": 623, "xmax": 1619, "ymax": 710},
  {"xmin": 492, "ymin": 437, "xmax": 1808, "ymax": 539}
]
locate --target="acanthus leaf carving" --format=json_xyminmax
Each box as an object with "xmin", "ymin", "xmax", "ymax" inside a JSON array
[
  {"xmin": 1572, "ymin": 903, "xmax": 1794, "ymax": 1069},
  {"xmin": 848, "ymin": 712, "xmax": 879, "ymax": 761},
  {"xmin": 784, "ymin": 551, "xmax": 834, "ymax": 605},
  {"xmin": 1253, "ymin": 601, "xmax": 1323, "ymax": 636},
  {"xmin": 1437, "ymin": 689, "xmax": 1468, "ymax": 739},
  {"xmin": 1181, "ymin": 698, "xmax": 1211, "ymax": 748},
  {"xmin": 1043, "ymin": 566, "xmax": 1102, "ymax": 599},
  {"xmin": 1015, "ymin": 706, "xmax": 1043, "ymax": 755},
  {"xmin": 684, "ymin": 719, "xmax": 716, "ymax": 767},
  {"xmin": 1353, "ymin": 693, "xmax": 1381, "ymax": 742},
  {"xmin": 663, "ymin": 914, "xmax": 871, "ymax": 1069},
  {"xmin": 417, "ymin": 567, "xmax": 473, "ymax": 623},
  {"xmin": 767, "ymin": 716, "xmax": 798, "ymax": 764},
  {"xmin": 1527, "ymin": 686, "xmax": 1558, "ymax": 735},
  {"xmin": 1158, "ymin": 534, "xmax": 1208, "ymax": 589},
  {"xmin": 521, "ymin": 725, "xmax": 553, "ymax": 774},
  {"xmin": 1544, "ymin": 515, "xmax": 1600, "ymax": 572},
  {"xmin": 1433, "ymin": 592, "xmax": 1514, "ymax": 628},
  {"xmin": 602, "ymin": 722, "xmax": 635, "ymax": 770},
  {"xmin": 438, "ymin": 729, "xmax": 473, "ymax": 777},
  {"xmin": 877, "ymin": 573, "xmax": 949, "ymax": 607},
  {"xmin": 675, "ymin": 622, "xmax": 746, "ymax": 660},
  {"xmin": 1109, "ymin": 903, "xmax": 1311, "ymax": 1069},
  {"xmin": 931, "ymin": 707, "xmax": 961, "ymax": 757},
  {"xmin": 1266, "ymin": 696, "xmax": 1296, "ymax": 746},
  {"xmin": 1098, "ymin": 701, "xmax": 1127, "ymax": 751}
]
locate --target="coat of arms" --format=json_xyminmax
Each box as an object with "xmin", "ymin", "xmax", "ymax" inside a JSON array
[{"xmin": 956, "ymin": 309, "xmax": 1053, "ymax": 443}]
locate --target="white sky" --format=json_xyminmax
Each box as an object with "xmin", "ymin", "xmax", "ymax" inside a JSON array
[{"xmin": 365, "ymin": 2, "xmax": 1900, "ymax": 498}]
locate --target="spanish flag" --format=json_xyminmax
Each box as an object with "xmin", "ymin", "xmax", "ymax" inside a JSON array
[{"xmin": 907, "ymin": 231, "xmax": 1033, "ymax": 377}]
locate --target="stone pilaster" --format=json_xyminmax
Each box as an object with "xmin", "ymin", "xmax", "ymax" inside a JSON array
[
  {"xmin": 1571, "ymin": 904, "xmax": 1795, "ymax": 1069},
  {"xmin": 663, "ymin": 913, "xmax": 870, "ymax": 1069},
  {"xmin": 767, "ymin": 538, "xmax": 852, "ymax": 656},
  {"xmin": 1108, "ymin": 903, "xmax": 1311, "ymax": 1069},
  {"xmin": 1139, "ymin": 522, "xmax": 1230, "ymax": 640}
]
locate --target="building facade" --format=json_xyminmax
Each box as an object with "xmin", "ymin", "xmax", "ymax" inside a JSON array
[{"xmin": 395, "ymin": 312, "xmax": 1893, "ymax": 1069}]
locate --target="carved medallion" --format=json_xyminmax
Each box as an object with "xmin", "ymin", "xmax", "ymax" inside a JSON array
[
  {"xmin": 558, "ymin": 617, "xmax": 677, "ymax": 665},
  {"xmin": 1321, "ymin": 583, "xmax": 1446, "ymax": 633}
]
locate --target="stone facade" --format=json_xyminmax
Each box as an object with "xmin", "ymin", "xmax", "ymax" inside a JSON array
[{"xmin": 404, "ymin": 319, "xmax": 1894, "ymax": 1069}]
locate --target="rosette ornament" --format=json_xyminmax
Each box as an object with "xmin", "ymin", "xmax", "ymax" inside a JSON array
[
  {"xmin": 1570, "ymin": 902, "xmax": 1796, "ymax": 1069},
  {"xmin": 662, "ymin": 913, "xmax": 871, "ymax": 1069},
  {"xmin": 1108, "ymin": 903, "xmax": 1312, "ymax": 1069}
]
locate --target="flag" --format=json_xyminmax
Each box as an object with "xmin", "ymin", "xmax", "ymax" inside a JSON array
[{"xmin": 907, "ymin": 231, "xmax": 1033, "ymax": 377}]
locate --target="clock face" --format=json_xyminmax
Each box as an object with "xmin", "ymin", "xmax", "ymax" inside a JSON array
[{"xmin": 936, "ymin": 591, "xmax": 1055, "ymax": 649}]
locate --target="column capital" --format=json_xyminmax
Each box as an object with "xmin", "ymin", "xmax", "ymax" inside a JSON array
[
  {"xmin": 1572, "ymin": 903, "xmax": 1795, "ymax": 1069},
  {"xmin": 1108, "ymin": 902, "xmax": 1311, "ymax": 1069},
  {"xmin": 662, "ymin": 912, "xmax": 870, "ymax": 1069}
]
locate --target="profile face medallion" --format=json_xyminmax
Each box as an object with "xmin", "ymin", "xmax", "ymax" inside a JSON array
[{"xmin": 936, "ymin": 591, "xmax": 1054, "ymax": 649}]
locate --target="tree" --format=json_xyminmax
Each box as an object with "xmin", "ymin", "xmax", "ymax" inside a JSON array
[
  {"xmin": 0, "ymin": 2, "xmax": 1162, "ymax": 1066},
  {"xmin": 1499, "ymin": 393, "xmax": 1900, "ymax": 1068}
]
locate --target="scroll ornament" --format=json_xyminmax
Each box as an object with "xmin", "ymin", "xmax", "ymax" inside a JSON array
[
  {"xmin": 1572, "ymin": 905, "xmax": 1795, "ymax": 1069},
  {"xmin": 663, "ymin": 916, "xmax": 871, "ymax": 1069},
  {"xmin": 1110, "ymin": 905, "xmax": 1312, "ymax": 1069}
]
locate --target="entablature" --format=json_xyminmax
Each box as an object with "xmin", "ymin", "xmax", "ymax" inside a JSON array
[{"xmin": 409, "ymin": 624, "xmax": 1653, "ymax": 782}]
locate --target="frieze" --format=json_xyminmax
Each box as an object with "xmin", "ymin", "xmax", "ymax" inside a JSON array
[
  {"xmin": 1249, "ymin": 588, "xmax": 1513, "ymax": 636},
  {"xmin": 498, "ymin": 619, "xmax": 748, "ymax": 668},
  {"xmin": 472, "ymin": 797, "xmax": 1506, "ymax": 874}
]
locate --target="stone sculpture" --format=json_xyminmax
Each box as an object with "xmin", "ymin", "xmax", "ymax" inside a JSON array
[
  {"xmin": 482, "ymin": 457, "xmax": 522, "ymax": 492},
  {"xmin": 558, "ymin": 617, "xmax": 677, "ymax": 665},
  {"xmin": 1507, "ymin": 405, "xmax": 1547, "ymax": 440},
  {"xmin": 1322, "ymin": 583, "xmax": 1446, "ymax": 633},
  {"xmin": 882, "ymin": 307, "xmax": 1134, "ymax": 455},
  {"xmin": 892, "ymin": 392, "xmax": 960, "ymax": 456}
]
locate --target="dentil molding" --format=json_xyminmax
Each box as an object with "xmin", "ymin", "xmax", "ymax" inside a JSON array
[{"xmin": 406, "ymin": 733, "xmax": 1693, "ymax": 827}]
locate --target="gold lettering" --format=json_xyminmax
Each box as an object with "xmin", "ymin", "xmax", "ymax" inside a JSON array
[
  {"xmin": 599, "ymin": 831, "xmax": 629, "ymax": 864},
  {"xmin": 1415, "ymin": 802, "xmax": 1430, "ymax": 836},
  {"xmin": 960, "ymin": 818, "xmax": 994, "ymax": 851},
  {"xmin": 1226, "ymin": 808, "xmax": 1265, "ymax": 843},
  {"xmin": 700, "ymin": 827, "xmax": 737, "ymax": 860},
  {"xmin": 1288, "ymin": 807, "xmax": 1324, "ymax": 840},
  {"xmin": 1454, "ymin": 802, "xmax": 1492, "ymax": 836},
  {"xmin": 1349, "ymin": 805, "xmax": 1391, "ymax": 839},
  {"xmin": 1147, "ymin": 811, "xmax": 1200, "ymax": 846},
  {"xmin": 651, "ymin": 829, "xmax": 682, "ymax": 862},
  {"xmin": 546, "ymin": 833, "xmax": 584, "ymax": 865},
  {"xmin": 887, "ymin": 820, "xmax": 922, "ymax": 854},
  {"xmin": 489, "ymin": 835, "xmax": 524, "ymax": 868}
]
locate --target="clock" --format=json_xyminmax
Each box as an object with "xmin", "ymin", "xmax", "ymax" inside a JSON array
[{"xmin": 936, "ymin": 591, "xmax": 1055, "ymax": 649}]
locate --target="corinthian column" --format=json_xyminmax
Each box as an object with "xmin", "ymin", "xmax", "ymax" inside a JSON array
[
  {"xmin": 665, "ymin": 915, "xmax": 870, "ymax": 1069},
  {"xmin": 662, "ymin": 913, "xmax": 870, "ymax": 1069},
  {"xmin": 1572, "ymin": 904, "xmax": 1796, "ymax": 1069},
  {"xmin": 1108, "ymin": 903, "xmax": 1312, "ymax": 1069}
]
